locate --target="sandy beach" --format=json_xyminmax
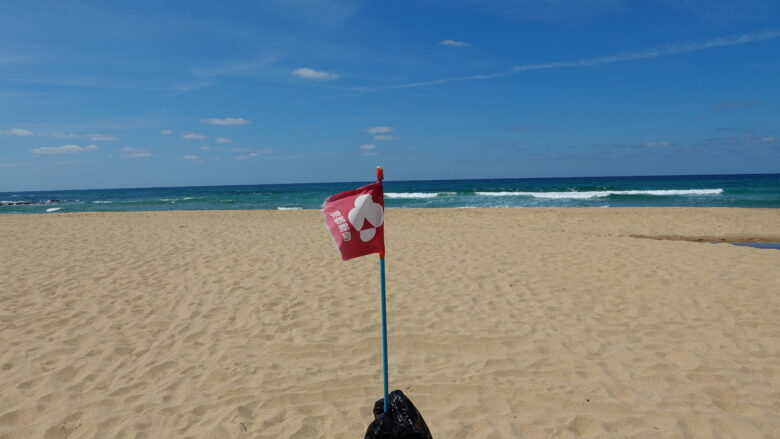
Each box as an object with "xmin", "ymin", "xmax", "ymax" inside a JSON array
[{"xmin": 1, "ymin": 208, "xmax": 779, "ymax": 438}]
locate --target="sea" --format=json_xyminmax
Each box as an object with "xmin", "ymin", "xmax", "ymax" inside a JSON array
[{"xmin": 2, "ymin": 173, "xmax": 779, "ymax": 214}]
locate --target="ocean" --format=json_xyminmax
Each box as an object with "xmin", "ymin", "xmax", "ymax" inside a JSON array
[{"xmin": 2, "ymin": 174, "xmax": 779, "ymax": 214}]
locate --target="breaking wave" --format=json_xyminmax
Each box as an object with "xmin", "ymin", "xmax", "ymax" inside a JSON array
[
  {"xmin": 1, "ymin": 199, "xmax": 59, "ymax": 206},
  {"xmin": 385, "ymin": 192, "xmax": 441, "ymax": 199},
  {"xmin": 474, "ymin": 189, "xmax": 723, "ymax": 199}
]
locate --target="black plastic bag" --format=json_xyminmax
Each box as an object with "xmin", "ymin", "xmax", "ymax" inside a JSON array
[{"xmin": 364, "ymin": 390, "xmax": 433, "ymax": 439}]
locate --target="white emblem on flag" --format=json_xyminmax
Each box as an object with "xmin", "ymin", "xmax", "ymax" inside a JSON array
[{"xmin": 348, "ymin": 194, "xmax": 384, "ymax": 242}]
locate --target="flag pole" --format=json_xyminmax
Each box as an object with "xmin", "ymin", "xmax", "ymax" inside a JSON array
[{"xmin": 377, "ymin": 166, "xmax": 389, "ymax": 413}]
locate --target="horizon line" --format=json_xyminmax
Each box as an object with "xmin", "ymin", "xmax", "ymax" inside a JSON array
[{"xmin": 3, "ymin": 171, "xmax": 779, "ymax": 194}]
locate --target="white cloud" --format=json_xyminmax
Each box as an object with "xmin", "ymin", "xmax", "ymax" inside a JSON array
[
  {"xmin": 183, "ymin": 132, "xmax": 207, "ymax": 140},
  {"xmin": 230, "ymin": 147, "xmax": 251, "ymax": 153},
  {"xmin": 233, "ymin": 148, "xmax": 274, "ymax": 160},
  {"xmin": 365, "ymin": 126, "xmax": 393, "ymax": 134},
  {"xmin": 358, "ymin": 143, "xmax": 377, "ymax": 156},
  {"xmin": 0, "ymin": 128, "xmax": 34, "ymax": 136},
  {"xmin": 373, "ymin": 135, "xmax": 399, "ymax": 141},
  {"xmin": 0, "ymin": 162, "xmax": 30, "ymax": 168},
  {"xmin": 291, "ymin": 67, "xmax": 339, "ymax": 81},
  {"xmin": 119, "ymin": 147, "xmax": 152, "ymax": 158},
  {"xmin": 86, "ymin": 133, "xmax": 118, "ymax": 141},
  {"xmin": 180, "ymin": 155, "xmax": 201, "ymax": 161},
  {"xmin": 51, "ymin": 132, "xmax": 80, "ymax": 139},
  {"xmin": 201, "ymin": 117, "xmax": 251, "ymax": 126},
  {"xmin": 644, "ymin": 141, "xmax": 671, "ymax": 147},
  {"xmin": 440, "ymin": 39, "xmax": 470, "ymax": 47},
  {"xmin": 392, "ymin": 29, "xmax": 780, "ymax": 89},
  {"xmin": 199, "ymin": 145, "xmax": 211, "ymax": 151},
  {"xmin": 31, "ymin": 144, "xmax": 99, "ymax": 155},
  {"xmin": 215, "ymin": 137, "xmax": 232, "ymax": 143},
  {"xmin": 160, "ymin": 129, "xmax": 173, "ymax": 135},
  {"xmin": 50, "ymin": 132, "xmax": 116, "ymax": 141}
]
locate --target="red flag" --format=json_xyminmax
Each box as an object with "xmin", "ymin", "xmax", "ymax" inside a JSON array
[{"xmin": 322, "ymin": 181, "xmax": 385, "ymax": 261}]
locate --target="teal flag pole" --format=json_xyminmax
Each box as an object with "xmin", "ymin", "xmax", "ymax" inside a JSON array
[
  {"xmin": 377, "ymin": 166, "xmax": 389, "ymax": 413},
  {"xmin": 379, "ymin": 254, "xmax": 389, "ymax": 413}
]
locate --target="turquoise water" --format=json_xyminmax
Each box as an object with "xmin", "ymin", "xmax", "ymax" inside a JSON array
[{"xmin": 2, "ymin": 174, "xmax": 779, "ymax": 214}]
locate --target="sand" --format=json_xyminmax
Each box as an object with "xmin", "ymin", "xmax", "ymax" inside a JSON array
[{"xmin": 1, "ymin": 208, "xmax": 779, "ymax": 438}]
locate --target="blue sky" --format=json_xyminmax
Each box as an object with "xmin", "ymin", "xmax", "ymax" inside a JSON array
[{"xmin": 1, "ymin": 0, "xmax": 779, "ymax": 191}]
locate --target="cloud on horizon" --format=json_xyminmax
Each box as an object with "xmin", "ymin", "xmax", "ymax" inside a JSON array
[
  {"xmin": 234, "ymin": 148, "xmax": 274, "ymax": 160},
  {"xmin": 202, "ymin": 117, "xmax": 251, "ymax": 126},
  {"xmin": 51, "ymin": 132, "xmax": 80, "ymax": 139},
  {"xmin": 86, "ymin": 134, "xmax": 118, "ymax": 141},
  {"xmin": 0, "ymin": 161, "xmax": 30, "ymax": 168},
  {"xmin": 0, "ymin": 128, "xmax": 34, "ymax": 136},
  {"xmin": 365, "ymin": 126, "xmax": 393, "ymax": 134},
  {"xmin": 183, "ymin": 132, "xmax": 207, "ymax": 140},
  {"xmin": 31, "ymin": 144, "xmax": 99, "ymax": 155},
  {"xmin": 700, "ymin": 134, "xmax": 777, "ymax": 147},
  {"xmin": 119, "ymin": 147, "xmax": 152, "ymax": 158},
  {"xmin": 563, "ymin": 133, "xmax": 779, "ymax": 161},
  {"xmin": 51, "ymin": 132, "xmax": 117, "ymax": 141}
]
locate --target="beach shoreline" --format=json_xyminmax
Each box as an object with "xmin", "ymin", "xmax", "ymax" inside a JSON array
[
  {"xmin": 1, "ymin": 208, "xmax": 779, "ymax": 438},
  {"xmin": 3, "ymin": 173, "xmax": 779, "ymax": 213}
]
